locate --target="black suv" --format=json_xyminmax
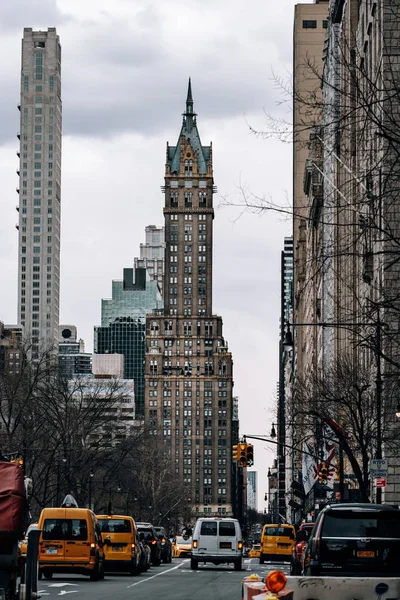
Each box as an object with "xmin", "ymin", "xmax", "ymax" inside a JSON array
[
  {"xmin": 136, "ymin": 523, "xmax": 162, "ymax": 566},
  {"xmin": 304, "ymin": 503, "xmax": 400, "ymax": 577},
  {"xmin": 154, "ymin": 526, "xmax": 172, "ymax": 563}
]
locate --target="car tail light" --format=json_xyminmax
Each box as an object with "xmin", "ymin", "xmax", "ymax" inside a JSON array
[
  {"xmin": 151, "ymin": 540, "xmax": 156, "ymax": 545},
  {"xmin": 90, "ymin": 542, "xmax": 96, "ymax": 556},
  {"xmin": 193, "ymin": 540, "xmax": 198, "ymax": 548},
  {"xmin": 131, "ymin": 543, "xmax": 135, "ymax": 549},
  {"xmin": 238, "ymin": 541, "xmax": 243, "ymax": 549},
  {"xmin": 162, "ymin": 537, "xmax": 166, "ymax": 543}
]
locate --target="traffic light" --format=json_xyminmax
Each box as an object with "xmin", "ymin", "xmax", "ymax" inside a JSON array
[
  {"xmin": 318, "ymin": 461, "xmax": 328, "ymax": 485},
  {"xmin": 232, "ymin": 445, "xmax": 240, "ymax": 462},
  {"xmin": 246, "ymin": 444, "xmax": 254, "ymax": 467},
  {"xmin": 239, "ymin": 443, "xmax": 247, "ymax": 467}
]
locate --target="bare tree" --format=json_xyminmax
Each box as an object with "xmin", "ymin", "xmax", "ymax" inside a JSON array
[{"xmin": 292, "ymin": 352, "xmax": 400, "ymax": 502}]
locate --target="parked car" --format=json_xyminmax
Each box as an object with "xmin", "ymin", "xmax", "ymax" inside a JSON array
[
  {"xmin": 136, "ymin": 523, "xmax": 162, "ymax": 566},
  {"xmin": 290, "ymin": 523, "xmax": 314, "ymax": 575},
  {"xmin": 304, "ymin": 503, "xmax": 400, "ymax": 577},
  {"xmin": 172, "ymin": 535, "xmax": 192, "ymax": 558},
  {"xmin": 154, "ymin": 526, "xmax": 172, "ymax": 563}
]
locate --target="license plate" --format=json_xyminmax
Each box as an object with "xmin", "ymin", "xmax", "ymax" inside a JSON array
[
  {"xmin": 357, "ymin": 550, "xmax": 375, "ymax": 557},
  {"xmin": 46, "ymin": 548, "xmax": 58, "ymax": 555},
  {"xmin": 113, "ymin": 546, "xmax": 123, "ymax": 552},
  {"xmin": 220, "ymin": 542, "xmax": 231, "ymax": 549},
  {"xmin": 278, "ymin": 543, "xmax": 290, "ymax": 547}
]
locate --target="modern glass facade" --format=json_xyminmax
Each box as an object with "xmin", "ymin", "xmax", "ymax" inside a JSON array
[
  {"xmin": 100, "ymin": 275, "xmax": 162, "ymax": 327},
  {"xmin": 94, "ymin": 317, "xmax": 146, "ymax": 417},
  {"xmin": 94, "ymin": 268, "xmax": 163, "ymax": 418}
]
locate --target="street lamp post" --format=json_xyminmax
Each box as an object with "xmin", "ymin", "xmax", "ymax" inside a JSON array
[
  {"xmin": 284, "ymin": 319, "xmax": 386, "ymax": 504},
  {"xmin": 88, "ymin": 470, "xmax": 94, "ymax": 511}
]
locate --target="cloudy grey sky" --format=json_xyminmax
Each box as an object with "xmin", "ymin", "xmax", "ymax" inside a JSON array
[{"xmin": 0, "ymin": 0, "xmax": 303, "ymax": 510}]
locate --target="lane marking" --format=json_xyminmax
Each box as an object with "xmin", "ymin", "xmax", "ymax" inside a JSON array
[
  {"xmin": 127, "ymin": 560, "xmax": 188, "ymax": 588},
  {"xmin": 48, "ymin": 584, "xmax": 79, "ymax": 588}
]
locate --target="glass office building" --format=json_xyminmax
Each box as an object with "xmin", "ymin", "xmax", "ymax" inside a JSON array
[{"xmin": 94, "ymin": 267, "xmax": 162, "ymax": 418}]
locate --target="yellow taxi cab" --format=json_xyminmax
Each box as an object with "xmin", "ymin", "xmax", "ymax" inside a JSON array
[
  {"xmin": 260, "ymin": 524, "xmax": 295, "ymax": 563},
  {"xmin": 249, "ymin": 543, "xmax": 261, "ymax": 558},
  {"xmin": 97, "ymin": 514, "xmax": 141, "ymax": 575},
  {"xmin": 19, "ymin": 523, "xmax": 38, "ymax": 558},
  {"xmin": 172, "ymin": 535, "xmax": 192, "ymax": 558},
  {"xmin": 38, "ymin": 506, "xmax": 105, "ymax": 580}
]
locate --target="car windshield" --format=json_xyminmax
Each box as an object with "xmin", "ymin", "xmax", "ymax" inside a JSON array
[
  {"xmin": 264, "ymin": 527, "xmax": 294, "ymax": 539},
  {"xmin": 322, "ymin": 511, "xmax": 400, "ymax": 538},
  {"xmin": 176, "ymin": 536, "xmax": 191, "ymax": 544},
  {"xmin": 98, "ymin": 519, "xmax": 132, "ymax": 533}
]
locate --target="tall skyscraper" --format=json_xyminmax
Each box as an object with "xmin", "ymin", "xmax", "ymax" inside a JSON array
[
  {"xmin": 17, "ymin": 28, "xmax": 62, "ymax": 356},
  {"xmin": 144, "ymin": 81, "xmax": 235, "ymax": 517}
]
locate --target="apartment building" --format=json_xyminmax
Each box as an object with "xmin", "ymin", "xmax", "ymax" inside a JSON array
[
  {"xmin": 144, "ymin": 81, "xmax": 235, "ymax": 517},
  {"xmin": 288, "ymin": 0, "xmax": 400, "ymax": 510},
  {"xmin": 293, "ymin": 1, "xmax": 328, "ymax": 380},
  {"xmin": 17, "ymin": 28, "xmax": 62, "ymax": 357}
]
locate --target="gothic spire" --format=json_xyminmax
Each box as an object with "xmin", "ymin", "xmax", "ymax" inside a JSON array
[
  {"xmin": 183, "ymin": 77, "xmax": 196, "ymax": 132},
  {"xmin": 186, "ymin": 77, "xmax": 193, "ymax": 114}
]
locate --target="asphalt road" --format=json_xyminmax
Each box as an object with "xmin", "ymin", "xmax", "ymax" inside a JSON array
[{"xmin": 37, "ymin": 557, "xmax": 291, "ymax": 600}]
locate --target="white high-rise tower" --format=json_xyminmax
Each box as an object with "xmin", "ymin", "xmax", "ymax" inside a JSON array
[{"xmin": 17, "ymin": 28, "xmax": 62, "ymax": 357}]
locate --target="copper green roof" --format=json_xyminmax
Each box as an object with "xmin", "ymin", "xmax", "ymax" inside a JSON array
[{"xmin": 168, "ymin": 78, "xmax": 211, "ymax": 175}]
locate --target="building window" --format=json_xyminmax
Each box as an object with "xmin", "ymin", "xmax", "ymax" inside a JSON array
[
  {"xmin": 322, "ymin": 19, "xmax": 328, "ymax": 28},
  {"xmin": 35, "ymin": 52, "xmax": 43, "ymax": 80},
  {"xmin": 302, "ymin": 20, "xmax": 317, "ymax": 28}
]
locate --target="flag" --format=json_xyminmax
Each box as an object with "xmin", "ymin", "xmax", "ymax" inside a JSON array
[
  {"xmin": 321, "ymin": 424, "xmax": 336, "ymax": 488},
  {"xmin": 302, "ymin": 440, "xmax": 318, "ymax": 495}
]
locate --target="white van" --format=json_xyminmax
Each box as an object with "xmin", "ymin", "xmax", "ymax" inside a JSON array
[{"xmin": 191, "ymin": 517, "xmax": 243, "ymax": 570}]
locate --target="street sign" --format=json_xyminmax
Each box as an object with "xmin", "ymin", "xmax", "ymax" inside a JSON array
[
  {"xmin": 370, "ymin": 459, "xmax": 388, "ymax": 478},
  {"xmin": 376, "ymin": 478, "xmax": 386, "ymax": 488}
]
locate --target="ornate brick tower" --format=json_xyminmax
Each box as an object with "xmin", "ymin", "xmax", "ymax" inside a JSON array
[{"xmin": 144, "ymin": 80, "xmax": 234, "ymax": 517}]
